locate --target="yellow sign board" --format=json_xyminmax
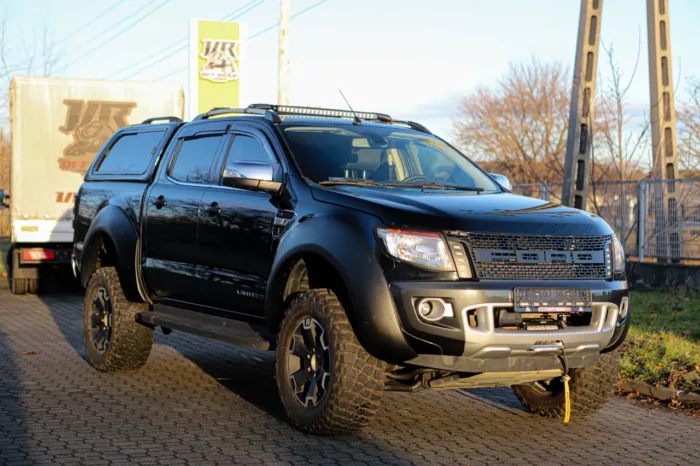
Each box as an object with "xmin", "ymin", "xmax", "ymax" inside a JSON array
[{"xmin": 189, "ymin": 19, "xmax": 247, "ymax": 119}]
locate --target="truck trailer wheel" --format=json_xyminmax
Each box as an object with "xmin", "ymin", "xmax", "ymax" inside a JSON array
[
  {"xmin": 512, "ymin": 351, "xmax": 620, "ymax": 421},
  {"xmin": 11, "ymin": 278, "xmax": 28, "ymax": 295},
  {"xmin": 27, "ymin": 278, "xmax": 39, "ymax": 294},
  {"xmin": 275, "ymin": 289, "xmax": 386, "ymax": 434},
  {"xmin": 83, "ymin": 267, "xmax": 154, "ymax": 372}
]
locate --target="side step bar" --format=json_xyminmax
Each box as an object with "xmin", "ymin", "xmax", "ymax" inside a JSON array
[{"xmin": 136, "ymin": 305, "xmax": 273, "ymax": 351}]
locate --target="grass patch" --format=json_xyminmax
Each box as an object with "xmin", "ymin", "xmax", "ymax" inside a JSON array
[{"xmin": 621, "ymin": 291, "xmax": 700, "ymax": 392}]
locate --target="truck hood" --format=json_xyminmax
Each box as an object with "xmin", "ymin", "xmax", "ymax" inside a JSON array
[{"xmin": 312, "ymin": 186, "xmax": 613, "ymax": 236}]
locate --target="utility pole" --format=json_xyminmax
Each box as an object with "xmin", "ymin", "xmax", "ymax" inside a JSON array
[
  {"xmin": 647, "ymin": 0, "xmax": 681, "ymax": 260},
  {"xmin": 562, "ymin": 0, "xmax": 603, "ymax": 210},
  {"xmin": 278, "ymin": 0, "xmax": 291, "ymax": 105}
]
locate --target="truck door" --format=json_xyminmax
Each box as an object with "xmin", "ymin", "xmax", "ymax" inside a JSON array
[
  {"xmin": 195, "ymin": 129, "xmax": 280, "ymax": 315},
  {"xmin": 142, "ymin": 125, "xmax": 227, "ymax": 303}
]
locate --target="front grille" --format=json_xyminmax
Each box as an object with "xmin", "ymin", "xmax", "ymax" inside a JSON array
[{"xmin": 446, "ymin": 232, "xmax": 612, "ymax": 280}]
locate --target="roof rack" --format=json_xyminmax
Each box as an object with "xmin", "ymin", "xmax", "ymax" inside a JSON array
[
  {"xmin": 140, "ymin": 116, "xmax": 183, "ymax": 124},
  {"xmin": 193, "ymin": 106, "xmax": 282, "ymax": 123},
  {"xmin": 392, "ymin": 120, "xmax": 431, "ymax": 134},
  {"xmin": 193, "ymin": 104, "xmax": 431, "ymax": 134}
]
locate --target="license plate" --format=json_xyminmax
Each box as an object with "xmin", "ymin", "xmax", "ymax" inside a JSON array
[{"xmin": 514, "ymin": 288, "xmax": 592, "ymax": 314}]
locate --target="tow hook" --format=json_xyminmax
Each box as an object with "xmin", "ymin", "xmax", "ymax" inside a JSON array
[{"xmin": 557, "ymin": 342, "xmax": 571, "ymax": 424}]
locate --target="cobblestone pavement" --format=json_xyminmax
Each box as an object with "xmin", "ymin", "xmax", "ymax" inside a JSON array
[{"xmin": 0, "ymin": 290, "xmax": 698, "ymax": 466}]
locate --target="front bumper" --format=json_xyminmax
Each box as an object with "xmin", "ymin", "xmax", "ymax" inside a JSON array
[{"xmin": 390, "ymin": 279, "xmax": 629, "ymax": 372}]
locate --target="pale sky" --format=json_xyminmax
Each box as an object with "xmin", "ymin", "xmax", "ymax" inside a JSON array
[{"xmin": 2, "ymin": 0, "xmax": 700, "ymax": 140}]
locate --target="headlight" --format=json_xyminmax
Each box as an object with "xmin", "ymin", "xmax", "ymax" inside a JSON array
[
  {"xmin": 612, "ymin": 236, "xmax": 625, "ymax": 273},
  {"xmin": 377, "ymin": 229, "xmax": 455, "ymax": 271}
]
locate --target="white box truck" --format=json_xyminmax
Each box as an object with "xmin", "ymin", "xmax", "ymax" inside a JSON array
[{"xmin": 1, "ymin": 76, "xmax": 184, "ymax": 294}]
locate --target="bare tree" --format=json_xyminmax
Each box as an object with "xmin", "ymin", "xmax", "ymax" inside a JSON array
[
  {"xmin": 592, "ymin": 44, "xmax": 650, "ymax": 186},
  {"xmin": 453, "ymin": 59, "xmax": 571, "ymax": 186},
  {"xmin": 581, "ymin": 42, "xmax": 650, "ymax": 250},
  {"xmin": 677, "ymin": 77, "xmax": 700, "ymax": 174},
  {"xmin": 0, "ymin": 13, "xmax": 60, "ymax": 125}
]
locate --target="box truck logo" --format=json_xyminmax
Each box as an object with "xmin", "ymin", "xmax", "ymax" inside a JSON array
[
  {"xmin": 199, "ymin": 39, "xmax": 240, "ymax": 83},
  {"xmin": 58, "ymin": 99, "xmax": 137, "ymax": 175}
]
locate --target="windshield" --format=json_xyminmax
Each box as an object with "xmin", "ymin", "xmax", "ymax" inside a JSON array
[{"xmin": 281, "ymin": 124, "xmax": 501, "ymax": 191}]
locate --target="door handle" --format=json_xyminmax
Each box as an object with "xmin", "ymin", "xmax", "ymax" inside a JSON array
[
  {"xmin": 153, "ymin": 195, "xmax": 167, "ymax": 209},
  {"xmin": 206, "ymin": 202, "xmax": 222, "ymax": 216}
]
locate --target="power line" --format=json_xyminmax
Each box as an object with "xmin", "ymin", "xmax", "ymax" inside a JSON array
[
  {"xmin": 54, "ymin": 0, "xmax": 172, "ymax": 75},
  {"xmin": 112, "ymin": 0, "xmax": 264, "ymax": 80},
  {"xmin": 250, "ymin": 0, "xmax": 329, "ymax": 39},
  {"xmin": 154, "ymin": 0, "xmax": 331, "ymax": 82},
  {"xmin": 56, "ymin": 0, "xmax": 125, "ymax": 45},
  {"xmin": 3, "ymin": 0, "xmax": 124, "ymax": 73},
  {"xmin": 58, "ymin": 0, "xmax": 161, "ymax": 62}
]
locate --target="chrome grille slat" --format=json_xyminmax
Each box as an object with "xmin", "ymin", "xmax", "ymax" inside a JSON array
[{"xmin": 447, "ymin": 232, "xmax": 611, "ymax": 280}]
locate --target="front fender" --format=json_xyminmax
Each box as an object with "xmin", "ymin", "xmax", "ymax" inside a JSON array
[
  {"xmin": 80, "ymin": 205, "xmax": 142, "ymax": 302},
  {"xmin": 266, "ymin": 213, "xmax": 416, "ymax": 363}
]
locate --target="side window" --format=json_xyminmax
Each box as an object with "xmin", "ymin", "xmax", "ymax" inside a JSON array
[
  {"xmin": 169, "ymin": 134, "xmax": 223, "ymax": 184},
  {"xmin": 224, "ymin": 134, "xmax": 273, "ymax": 170},
  {"xmin": 96, "ymin": 131, "xmax": 165, "ymax": 174}
]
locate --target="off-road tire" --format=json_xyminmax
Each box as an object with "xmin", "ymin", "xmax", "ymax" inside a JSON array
[
  {"xmin": 275, "ymin": 289, "xmax": 386, "ymax": 434},
  {"xmin": 83, "ymin": 267, "xmax": 154, "ymax": 371},
  {"xmin": 28, "ymin": 278, "xmax": 39, "ymax": 294},
  {"xmin": 513, "ymin": 351, "xmax": 620, "ymax": 421}
]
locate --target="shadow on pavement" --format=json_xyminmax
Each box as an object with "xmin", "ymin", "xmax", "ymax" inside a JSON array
[
  {"xmin": 164, "ymin": 336, "xmax": 288, "ymax": 423},
  {"xmin": 0, "ymin": 327, "xmax": 30, "ymax": 464}
]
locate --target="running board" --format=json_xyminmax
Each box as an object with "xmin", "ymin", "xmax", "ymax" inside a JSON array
[{"xmin": 136, "ymin": 305, "xmax": 272, "ymax": 351}]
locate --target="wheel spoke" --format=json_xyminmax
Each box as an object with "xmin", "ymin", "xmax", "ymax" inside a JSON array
[
  {"xmin": 290, "ymin": 335, "xmax": 310, "ymax": 359},
  {"xmin": 94, "ymin": 293, "xmax": 107, "ymax": 313},
  {"xmin": 314, "ymin": 327, "xmax": 327, "ymax": 354},
  {"xmin": 301, "ymin": 320, "xmax": 315, "ymax": 350},
  {"xmin": 303, "ymin": 375, "xmax": 318, "ymax": 406},
  {"xmin": 319, "ymin": 370, "xmax": 330, "ymax": 391},
  {"xmin": 290, "ymin": 368, "xmax": 308, "ymax": 394},
  {"xmin": 94, "ymin": 329, "xmax": 106, "ymax": 350}
]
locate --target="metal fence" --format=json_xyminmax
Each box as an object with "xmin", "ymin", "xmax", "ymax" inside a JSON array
[{"xmin": 512, "ymin": 179, "xmax": 700, "ymax": 262}]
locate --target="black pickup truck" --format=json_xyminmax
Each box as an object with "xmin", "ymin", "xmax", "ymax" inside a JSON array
[{"xmin": 73, "ymin": 104, "xmax": 630, "ymax": 434}]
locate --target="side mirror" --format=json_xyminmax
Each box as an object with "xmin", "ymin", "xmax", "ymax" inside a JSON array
[
  {"xmin": 488, "ymin": 173, "xmax": 512, "ymax": 191},
  {"xmin": 0, "ymin": 189, "xmax": 7, "ymax": 208},
  {"xmin": 222, "ymin": 161, "xmax": 282, "ymax": 195}
]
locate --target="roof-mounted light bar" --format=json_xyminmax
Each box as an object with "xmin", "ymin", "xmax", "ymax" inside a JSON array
[
  {"xmin": 248, "ymin": 104, "xmax": 392, "ymax": 123},
  {"xmin": 192, "ymin": 104, "xmax": 431, "ymax": 134}
]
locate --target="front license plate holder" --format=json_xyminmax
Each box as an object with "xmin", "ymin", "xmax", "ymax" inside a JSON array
[{"xmin": 514, "ymin": 288, "xmax": 592, "ymax": 314}]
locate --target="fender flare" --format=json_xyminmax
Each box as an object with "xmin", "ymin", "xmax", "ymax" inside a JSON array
[
  {"xmin": 80, "ymin": 205, "xmax": 142, "ymax": 302},
  {"xmin": 266, "ymin": 216, "xmax": 416, "ymax": 362}
]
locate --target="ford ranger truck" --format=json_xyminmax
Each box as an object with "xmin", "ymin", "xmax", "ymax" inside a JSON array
[{"xmin": 72, "ymin": 105, "xmax": 630, "ymax": 434}]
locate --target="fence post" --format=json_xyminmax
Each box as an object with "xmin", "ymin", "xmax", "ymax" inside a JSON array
[
  {"xmin": 637, "ymin": 181, "xmax": 648, "ymax": 262},
  {"xmin": 540, "ymin": 183, "xmax": 549, "ymax": 201}
]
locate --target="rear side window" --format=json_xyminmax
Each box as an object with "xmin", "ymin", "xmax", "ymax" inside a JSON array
[
  {"xmin": 96, "ymin": 131, "xmax": 165, "ymax": 174},
  {"xmin": 169, "ymin": 135, "xmax": 223, "ymax": 184}
]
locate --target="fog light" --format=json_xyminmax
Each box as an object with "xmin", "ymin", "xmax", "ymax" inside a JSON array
[
  {"xmin": 619, "ymin": 297, "xmax": 629, "ymax": 321},
  {"xmin": 415, "ymin": 298, "xmax": 454, "ymax": 322}
]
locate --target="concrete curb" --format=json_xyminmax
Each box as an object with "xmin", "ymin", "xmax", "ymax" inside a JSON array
[{"xmin": 619, "ymin": 379, "xmax": 700, "ymax": 406}]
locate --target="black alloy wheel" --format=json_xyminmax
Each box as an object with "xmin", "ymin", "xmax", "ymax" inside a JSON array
[
  {"xmin": 288, "ymin": 318, "xmax": 331, "ymax": 408},
  {"xmin": 90, "ymin": 287, "xmax": 113, "ymax": 354}
]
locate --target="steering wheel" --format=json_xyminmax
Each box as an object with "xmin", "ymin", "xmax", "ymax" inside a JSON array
[{"xmin": 401, "ymin": 175, "xmax": 429, "ymax": 183}]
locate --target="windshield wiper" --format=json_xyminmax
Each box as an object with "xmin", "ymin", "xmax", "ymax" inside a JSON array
[
  {"xmin": 384, "ymin": 181, "xmax": 484, "ymax": 192},
  {"xmin": 319, "ymin": 178, "xmax": 384, "ymax": 187}
]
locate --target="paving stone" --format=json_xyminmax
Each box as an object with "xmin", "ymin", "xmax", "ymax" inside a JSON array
[{"xmin": 0, "ymin": 290, "xmax": 698, "ymax": 466}]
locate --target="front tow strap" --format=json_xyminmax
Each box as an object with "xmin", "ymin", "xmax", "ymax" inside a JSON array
[{"xmin": 557, "ymin": 343, "xmax": 571, "ymax": 424}]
